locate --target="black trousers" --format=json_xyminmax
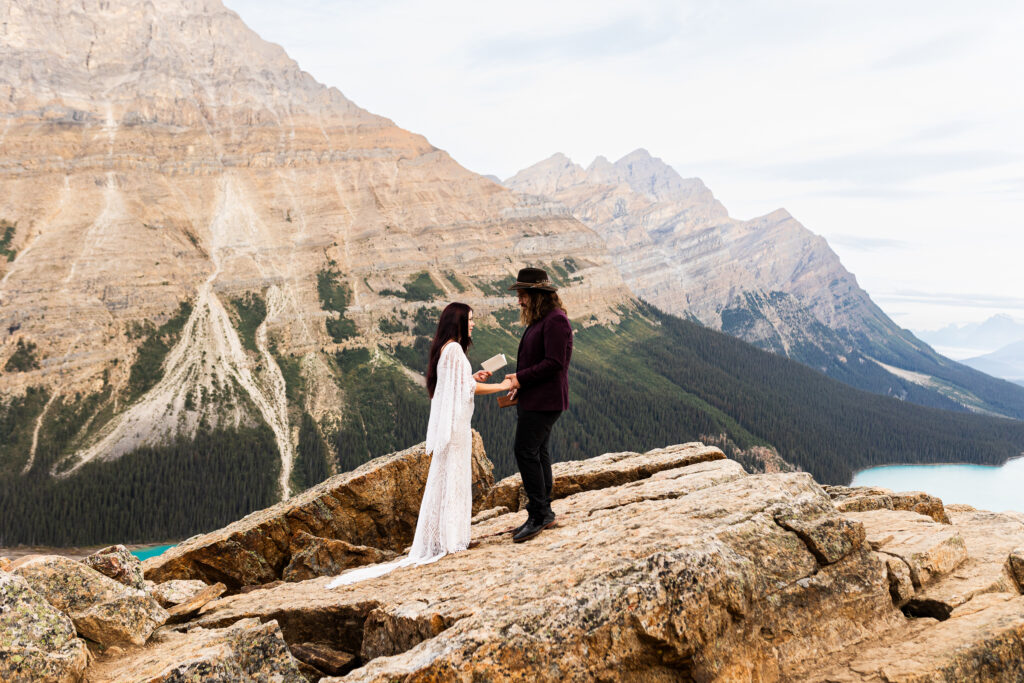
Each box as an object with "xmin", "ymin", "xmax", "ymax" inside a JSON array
[{"xmin": 514, "ymin": 407, "xmax": 562, "ymax": 520}]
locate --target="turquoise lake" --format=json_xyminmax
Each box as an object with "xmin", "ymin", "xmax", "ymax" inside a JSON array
[
  {"xmin": 130, "ymin": 544, "xmax": 174, "ymax": 561},
  {"xmin": 851, "ymin": 457, "xmax": 1024, "ymax": 514}
]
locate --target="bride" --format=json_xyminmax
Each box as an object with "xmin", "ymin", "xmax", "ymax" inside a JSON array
[{"xmin": 328, "ymin": 302, "xmax": 511, "ymax": 587}]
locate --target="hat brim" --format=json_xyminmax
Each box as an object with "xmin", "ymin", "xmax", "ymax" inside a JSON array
[{"xmin": 509, "ymin": 282, "xmax": 558, "ymax": 292}]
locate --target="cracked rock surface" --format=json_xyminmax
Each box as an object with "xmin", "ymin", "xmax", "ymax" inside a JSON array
[
  {"xmin": 61, "ymin": 442, "xmax": 1024, "ymax": 681},
  {"xmin": 194, "ymin": 447, "xmax": 905, "ymax": 681}
]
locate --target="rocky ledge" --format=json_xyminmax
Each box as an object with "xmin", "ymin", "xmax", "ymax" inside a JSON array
[{"xmin": 3, "ymin": 439, "xmax": 1023, "ymax": 682}]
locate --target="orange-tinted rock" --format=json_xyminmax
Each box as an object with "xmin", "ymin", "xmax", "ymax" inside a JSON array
[
  {"xmin": 282, "ymin": 532, "xmax": 398, "ymax": 583},
  {"xmin": 144, "ymin": 433, "xmax": 492, "ymax": 590},
  {"xmin": 482, "ymin": 442, "xmax": 724, "ymax": 512},
  {"xmin": 197, "ymin": 459, "xmax": 900, "ymax": 681}
]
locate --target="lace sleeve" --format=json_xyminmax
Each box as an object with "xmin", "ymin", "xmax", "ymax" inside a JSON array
[{"xmin": 425, "ymin": 343, "xmax": 473, "ymax": 455}]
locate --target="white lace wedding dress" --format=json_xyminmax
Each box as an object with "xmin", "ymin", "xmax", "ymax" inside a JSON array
[{"xmin": 328, "ymin": 341, "xmax": 475, "ymax": 587}]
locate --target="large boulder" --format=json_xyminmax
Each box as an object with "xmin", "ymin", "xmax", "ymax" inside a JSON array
[
  {"xmin": 82, "ymin": 545, "xmax": 145, "ymax": 590},
  {"xmin": 0, "ymin": 572, "xmax": 89, "ymax": 683},
  {"xmin": 12, "ymin": 555, "xmax": 168, "ymax": 647},
  {"xmin": 144, "ymin": 432, "xmax": 494, "ymax": 590},
  {"xmin": 86, "ymin": 617, "xmax": 306, "ymax": 682},
  {"xmin": 196, "ymin": 450, "xmax": 905, "ymax": 680}
]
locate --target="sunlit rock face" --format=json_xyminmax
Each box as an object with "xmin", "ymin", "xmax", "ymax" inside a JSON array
[{"xmin": 0, "ymin": 0, "xmax": 631, "ymax": 479}]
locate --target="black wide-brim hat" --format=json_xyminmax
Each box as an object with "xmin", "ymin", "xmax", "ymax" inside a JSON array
[{"xmin": 508, "ymin": 267, "xmax": 558, "ymax": 292}]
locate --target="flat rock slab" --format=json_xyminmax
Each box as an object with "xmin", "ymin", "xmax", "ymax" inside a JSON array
[
  {"xmin": 911, "ymin": 507, "xmax": 1024, "ymax": 614},
  {"xmin": 165, "ymin": 582, "xmax": 226, "ymax": 623},
  {"xmin": 13, "ymin": 555, "xmax": 168, "ymax": 648},
  {"xmin": 843, "ymin": 509, "xmax": 967, "ymax": 589},
  {"xmin": 149, "ymin": 579, "xmax": 210, "ymax": 608},
  {"xmin": 482, "ymin": 441, "xmax": 725, "ymax": 512},
  {"xmin": 807, "ymin": 593, "xmax": 1024, "ymax": 682},
  {"xmin": 86, "ymin": 617, "xmax": 307, "ymax": 682},
  {"xmin": 144, "ymin": 432, "xmax": 493, "ymax": 590},
  {"xmin": 0, "ymin": 572, "xmax": 89, "ymax": 683},
  {"xmin": 197, "ymin": 459, "xmax": 899, "ymax": 681},
  {"xmin": 826, "ymin": 485, "xmax": 950, "ymax": 524}
]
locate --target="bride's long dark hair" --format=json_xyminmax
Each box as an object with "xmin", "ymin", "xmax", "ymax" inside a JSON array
[{"xmin": 426, "ymin": 302, "xmax": 473, "ymax": 398}]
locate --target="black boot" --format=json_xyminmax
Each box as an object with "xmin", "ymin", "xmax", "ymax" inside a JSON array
[{"xmin": 512, "ymin": 511, "xmax": 556, "ymax": 543}]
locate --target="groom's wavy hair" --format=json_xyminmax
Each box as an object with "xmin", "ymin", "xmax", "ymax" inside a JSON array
[
  {"xmin": 426, "ymin": 302, "xmax": 473, "ymax": 398},
  {"xmin": 520, "ymin": 289, "xmax": 567, "ymax": 326}
]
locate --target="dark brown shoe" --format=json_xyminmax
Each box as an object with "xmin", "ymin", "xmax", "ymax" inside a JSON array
[{"xmin": 512, "ymin": 518, "xmax": 547, "ymax": 543}]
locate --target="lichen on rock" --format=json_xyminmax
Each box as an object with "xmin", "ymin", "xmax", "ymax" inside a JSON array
[
  {"xmin": 0, "ymin": 572, "xmax": 89, "ymax": 683},
  {"xmin": 12, "ymin": 555, "xmax": 168, "ymax": 647}
]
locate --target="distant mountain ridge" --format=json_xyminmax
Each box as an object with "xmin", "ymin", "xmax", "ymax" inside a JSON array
[
  {"xmin": 506, "ymin": 151, "xmax": 1024, "ymax": 419},
  {"xmin": 918, "ymin": 315, "xmax": 1024, "ymax": 355},
  {"xmin": 963, "ymin": 340, "xmax": 1024, "ymax": 385}
]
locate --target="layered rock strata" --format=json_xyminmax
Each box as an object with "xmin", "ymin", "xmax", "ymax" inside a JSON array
[
  {"xmin": 505, "ymin": 150, "xmax": 903, "ymax": 355},
  {"xmin": 0, "ymin": 0, "xmax": 632, "ymax": 481},
  {"xmin": 505, "ymin": 151, "xmax": 1021, "ymax": 417},
  {"xmin": 143, "ymin": 431, "xmax": 493, "ymax": 589}
]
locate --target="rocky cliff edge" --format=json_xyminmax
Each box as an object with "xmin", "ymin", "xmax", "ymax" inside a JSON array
[{"xmin": 3, "ymin": 438, "xmax": 1024, "ymax": 682}]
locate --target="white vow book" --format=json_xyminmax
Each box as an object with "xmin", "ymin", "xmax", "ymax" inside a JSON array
[{"xmin": 481, "ymin": 353, "xmax": 507, "ymax": 373}]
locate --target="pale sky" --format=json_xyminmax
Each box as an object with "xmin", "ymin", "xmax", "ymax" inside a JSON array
[{"xmin": 227, "ymin": 0, "xmax": 1024, "ymax": 333}]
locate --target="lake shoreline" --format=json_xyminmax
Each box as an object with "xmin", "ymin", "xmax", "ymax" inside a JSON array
[
  {"xmin": 0, "ymin": 540, "xmax": 179, "ymax": 561},
  {"xmin": 848, "ymin": 452, "xmax": 1024, "ymax": 482},
  {"xmin": 851, "ymin": 455, "xmax": 1024, "ymax": 514}
]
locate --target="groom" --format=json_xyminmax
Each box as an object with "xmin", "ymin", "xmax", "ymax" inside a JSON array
[{"xmin": 505, "ymin": 267, "xmax": 573, "ymax": 543}]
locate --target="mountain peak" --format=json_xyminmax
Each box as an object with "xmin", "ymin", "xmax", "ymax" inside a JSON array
[{"xmin": 1, "ymin": 0, "xmax": 376, "ymax": 126}]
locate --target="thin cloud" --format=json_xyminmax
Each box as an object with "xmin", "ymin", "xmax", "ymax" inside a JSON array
[
  {"xmin": 872, "ymin": 32, "xmax": 976, "ymax": 70},
  {"xmin": 876, "ymin": 291, "xmax": 1024, "ymax": 310},
  {"xmin": 828, "ymin": 234, "xmax": 911, "ymax": 251},
  {"xmin": 467, "ymin": 14, "xmax": 678, "ymax": 65},
  {"xmin": 763, "ymin": 150, "xmax": 1017, "ymax": 186}
]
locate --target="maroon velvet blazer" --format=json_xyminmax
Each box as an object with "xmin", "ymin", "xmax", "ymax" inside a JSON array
[{"xmin": 515, "ymin": 308, "xmax": 573, "ymax": 412}]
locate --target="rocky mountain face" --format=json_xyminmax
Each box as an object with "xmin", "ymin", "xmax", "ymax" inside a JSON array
[
  {"xmin": 0, "ymin": 0, "xmax": 629, "ymax": 488},
  {"xmin": 506, "ymin": 151, "xmax": 1024, "ymax": 418},
  {"xmin": 5, "ymin": 438, "xmax": 1024, "ymax": 681}
]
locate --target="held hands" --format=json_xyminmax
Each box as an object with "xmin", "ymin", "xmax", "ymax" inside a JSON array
[{"xmin": 504, "ymin": 372, "xmax": 519, "ymax": 401}]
